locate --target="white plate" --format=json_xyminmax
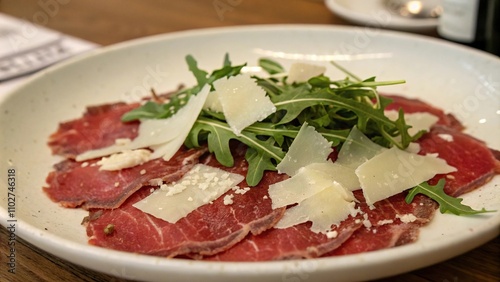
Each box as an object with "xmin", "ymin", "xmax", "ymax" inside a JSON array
[
  {"xmin": 325, "ymin": 0, "xmax": 439, "ymax": 32},
  {"xmin": 1, "ymin": 25, "xmax": 499, "ymax": 282}
]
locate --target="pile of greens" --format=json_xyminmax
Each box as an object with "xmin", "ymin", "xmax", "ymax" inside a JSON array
[{"xmin": 122, "ymin": 55, "xmax": 489, "ymax": 216}]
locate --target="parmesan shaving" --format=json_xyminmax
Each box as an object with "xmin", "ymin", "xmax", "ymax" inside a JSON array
[
  {"xmin": 213, "ymin": 74, "xmax": 276, "ymax": 135},
  {"xmin": 268, "ymin": 165, "xmax": 335, "ymax": 209},
  {"xmin": 355, "ymin": 147, "xmax": 457, "ymax": 206},
  {"xmin": 274, "ymin": 183, "xmax": 355, "ymax": 233},
  {"xmin": 133, "ymin": 164, "xmax": 244, "ymax": 223},
  {"xmin": 336, "ymin": 126, "xmax": 386, "ymax": 169},
  {"xmin": 287, "ymin": 62, "xmax": 326, "ymax": 83},
  {"xmin": 276, "ymin": 122, "xmax": 332, "ymax": 176}
]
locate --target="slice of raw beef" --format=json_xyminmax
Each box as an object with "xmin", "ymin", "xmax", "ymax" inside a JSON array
[
  {"xmin": 417, "ymin": 125, "xmax": 500, "ymax": 197},
  {"xmin": 207, "ymin": 191, "xmax": 436, "ymax": 261},
  {"xmin": 44, "ymin": 146, "xmax": 206, "ymax": 210},
  {"xmin": 205, "ymin": 218, "xmax": 363, "ymax": 261},
  {"xmin": 384, "ymin": 94, "xmax": 464, "ymax": 130},
  {"xmin": 325, "ymin": 192, "xmax": 436, "ymax": 256},
  {"xmin": 48, "ymin": 102, "xmax": 140, "ymax": 158},
  {"xmin": 83, "ymin": 145, "xmax": 287, "ymax": 257}
]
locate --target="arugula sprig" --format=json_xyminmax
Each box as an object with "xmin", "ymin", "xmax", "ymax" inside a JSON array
[
  {"xmin": 122, "ymin": 55, "xmax": 419, "ymax": 185},
  {"xmin": 406, "ymin": 179, "xmax": 492, "ymax": 215}
]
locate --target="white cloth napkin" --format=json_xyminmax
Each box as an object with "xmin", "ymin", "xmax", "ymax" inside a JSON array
[{"xmin": 0, "ymin": 13, "xmax": 99, "ymax": 95}]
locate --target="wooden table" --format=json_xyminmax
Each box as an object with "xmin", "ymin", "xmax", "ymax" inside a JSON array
[{"xmin": 0, "ymin": 0, "xmax": 498, "ymax": 281}]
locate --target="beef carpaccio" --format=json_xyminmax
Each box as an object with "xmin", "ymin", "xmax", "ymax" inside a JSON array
[{"xmin": 44, "ymin": 93, "xmax": 500, "ymax": 261}]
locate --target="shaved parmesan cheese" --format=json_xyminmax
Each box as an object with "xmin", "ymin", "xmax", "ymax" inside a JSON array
[
  {"xmin": 287, "ymin": 62, "xmax": 326, "ymax": 83},
  {"xmin": 355, "ymin": 147, "xmax": 457, "ymax": 206},
  {"xmin": 213, "ymin": 74, "xmax": 276, "ymax": 135},
  {"xmin": 336, "ymin": 126, "xmax": 386, "ymax": 169},
  {"xmin": 203, "ymin": 90, "xmax": 223, "ymax": 112},
  {"xmin": 306, "ymin": 162, "xmax": 360, "ymax": 192},
  {"xmin": 405, "ymin": 142, "xmax": 421, "ymax": 154},
  {"xmin": 274, "ymin": 183, "xmax": 355, "ymax": 233},
  {"xmin": 133, "ymin": 164, "xmax": 244, "ymax": 223},
  {"xmin": 385, "ymin": 110, "xmax": 439, "ymax": 136},
  {"xmin": 268, "ymin": 166, "xmax": 334, "ymax": 209},
  {"xmin": 97, "ymin": 149, "xmax": 151, "ymax": 171},
  {"xmin": 276, "ymin": 122, "xmax": 332, "ymax": 176},
  {"xmin": 76, "ymin": 85, "xmax": 210, "ymax": 162},
  {"xmin": 331, "ymin": 127, "xmax": 385, "ymax": 191}
]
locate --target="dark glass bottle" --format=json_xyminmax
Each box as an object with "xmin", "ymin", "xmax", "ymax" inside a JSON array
[{"xmin": 438, "ymin": 0, "xmax": 499, "ymax": 56}]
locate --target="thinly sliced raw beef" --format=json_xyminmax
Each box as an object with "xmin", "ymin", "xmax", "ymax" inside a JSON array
[
  {"xmin": 384, "ymin": 94, "xmax": 464, "ymax": 130},
  {"xmin": 48, "ymin": 102, "xmax": 140, "ymax": 158},
  {"xmin": 208, "ymin": 191, "xmax": 436, "ymax": 261},
  {"xmin": 84, "ymin": 146, "xmax": 287, "ymax": 257},
  {"xmin": 325, "ymin": 192, "xmax": 436, "ymax": 256},
  {"xmin": 417, "ymin": 125, "xmax": 500, "ymax": 197},
  {"xmin": 205, "ymin": 218, "xmax": 362, "ymax": 261},
  {"xmin": 44, "ymin": 146, "xmax": 206, "ymax": 210}
]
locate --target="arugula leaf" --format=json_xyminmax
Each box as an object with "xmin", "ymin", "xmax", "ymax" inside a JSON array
[
  {"xmin": 259, "ymin": 58, "xmax": 285, "ymax": 75},
  {"xmin": 121, "ymin": 101, "xmax": 167, "ymax": 122},
  {"xmin": 244, "ymin": 123, "xmax": 297, "ymax": 145},
  {"xmin": 121, "ymin": 93, "xmax": 192, "ymax": 122},
  {"xmin": 186, "ymin": 54, "xmax": 209, "ymax": 87},
  {"xmin": 406, "ymin": 179, "xmax": 493, "ymax": 215},
  {"xmin": 187, "ymin": 117, "xmax": 285, "ymax": 185},
  {"xmin": 245, "ymin": 140, "xmax": 280, "ymax": 186},
  {"xmin": 271, "ymin": 84, "xmax": 319, "ymax": 124}
]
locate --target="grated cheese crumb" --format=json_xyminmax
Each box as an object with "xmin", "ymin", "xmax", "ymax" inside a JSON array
[
  {"xmin": 97, "ymin": 149, "xmax": 151, "ymax": 171},
  {"xmin": 438, "ymin": 133, "xmax": 454, "ymax": 142},
  {"xmin": 349, "ymin": 202, "xmax": 361, "ymax": 217},
  {"xmin": 326, "ymin": 230, "xmax": 338, "ymax": 239},
  {"xmin": 114, "ymin": 182, "xmax": 120, "ymax": 187},
  {"xmin": 362, "ymin": 213, "xmax": 372, "ymax": 228},
  {"xmin": 115, "ymin": 138, "xmax": 132, "ymax": 146},
  {"xmin": 396, "ymin": 213, "xmax": 418, "ymax": 223},
  {"xmin": 165, "ymin": 183, "xmax": 188, "ymax": 196},
  {"xmin": 81, "ymin": 162, "xmax": 89, "ymax": 168},
  {"xmin": 377, "ymin": 219, "xmax": 394, "ymax": 225},
  {"xmin": 363, "ymin": 220, "xmax": 372, "ymax": 228},
  {"xmin": 223, "ymin": 194, "xmax": 234, "ymax": 205},
  {"xmin": 140, "ymin": 169, "xmax": 147, "ymax": 175},
  {"xmin": 233, "ymin": 186, "xmax": 250, "ymax": 195},
  {"xmin": 149, "ymin": 178, "xmax": 163, "ymax": 186}
]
